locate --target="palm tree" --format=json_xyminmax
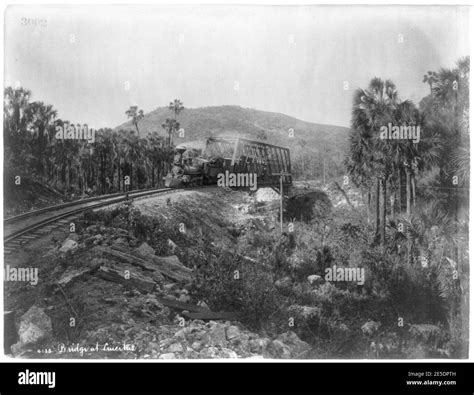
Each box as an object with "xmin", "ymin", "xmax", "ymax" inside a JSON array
[
  {"xmin": 162, "ymin": 118, "xmax": 179, "ymax": 147},
  {"xmin": 168, "ymin": 99, "xmax": 184, "ymax": 120},
  {"xmin": 25, "ymin": 101, "xmax": 57, "ymax": 175},
  {"xmin": 4, "ymin": 87, "xmax": 32, "ymax": 157},
  {"xmin": 125, "ymin": 106, "xmax": 144, "ymax": 136},
  {"xmin": 351, "ymin": 78, "xmax": 399, "ymax": 244},
  {"xmin": 423, "ymin": 71, "xmax": 439, "ymax": 94},
  {"xmin": 166, "ymin": 99, "xmax": 184, "ymax": 146}
]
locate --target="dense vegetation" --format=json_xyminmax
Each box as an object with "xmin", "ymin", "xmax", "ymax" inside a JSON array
[
  {"xmin": 4, "ymin": 92, "xmax": 349, "ymax": 207},
  {"xmin": 3, "ymin": 96, "xmax": 181, "ymax": 201},
  {"xmin": 184, "ymin": 57, "xmax": 470, "ymax": 358}
]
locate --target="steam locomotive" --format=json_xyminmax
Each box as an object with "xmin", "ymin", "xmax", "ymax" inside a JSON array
[
  {"xmin": 164, "ymin": 137, "xmax": 292, "ymax": 189},
  {"xmin": 164, "ymin": 144, "xmax": 224, "ymax": 188}
]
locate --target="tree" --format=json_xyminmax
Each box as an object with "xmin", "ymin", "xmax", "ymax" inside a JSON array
[
  {"xmin": 168, "ymin": 99, "xmax": 184, "ymax": 120},
  {"xmin": 4, "ymin": 87, "xmax": 32, "ymax": 156},
  {"xmin": 162, "ymin": 118, "xmax": 180, "ymax": 147},
  {"xmin": 423, "ymin": 71, "xmax": 439, "ymax": 94},
  {"xmin": 24, "ymin": 101, "xmax": 57, "ymax": 176},
  {"xmin": 350, "ymin": 78, "xmax": 399, "ymax": 244},
  {"xmin": 165, "ymin": 99, "xmax": 184, "ymax": 146},
  {"xmin": 125, "ymin": 106, "xmax": 144, "ymax": 136}
]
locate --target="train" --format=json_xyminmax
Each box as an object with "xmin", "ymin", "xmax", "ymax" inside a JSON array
[
  {"xmin": 164, "ymin": 137, "xmax": 292, "ymax": 189},
  {"xmin": 164, "ymin": 144, "xmax": 224, "ymax": 187}
]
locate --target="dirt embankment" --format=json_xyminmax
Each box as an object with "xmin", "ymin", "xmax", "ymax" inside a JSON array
[{"xmin": 5, "ymin": 187, "xmax": 313, "ymax": 359}]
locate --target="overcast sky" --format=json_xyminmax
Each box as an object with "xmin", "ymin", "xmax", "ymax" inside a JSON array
[{"xmin": 5, "ymin": 5, "xmax": 470, "ymax": 128}]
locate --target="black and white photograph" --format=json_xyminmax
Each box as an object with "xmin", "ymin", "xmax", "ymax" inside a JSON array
[{"xmin": 2, "ymin": 4, "xmax": 470, "ymax": 362}]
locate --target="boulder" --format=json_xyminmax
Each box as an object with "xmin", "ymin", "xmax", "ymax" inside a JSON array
[
  {"xmin": 14, "ymin": 306, "xmax": 52, "ymax": 351},
  {"xmin": 191, "ymin": 341, "xmax": 203, "ymax": 350},
  {"xmin": 199, "ymin": 346, "xmax": 220, "ymax": 358},
  {"xmin": 288, "ymin": 305, "xmax": 321, "ymax": 320},
  {"xmin": 274, "ymin": 276, "xmax": 292, "ymax": 289},
  {"xmin": 248, "ymin": 337, "xmax": 271, "ymax": 354},
  {"xmin": 113, "ymin": 237, "xmax": 129, "ymax": 248},
  {"xmin": 163, "ymin": 283, "xmax": 175, "ymax": 291},
  {"xmin": 307, "ymin": 274, "xmax": 324, "ymax": 285},
  {"xmin": 92, "ymin": 234, "xmax": 104, "ymax": 245},
  {"xmin": 167, "ymin": 343, "xmax": 184, "ymax": 353},
  {"xmin": 197, "ymin": 301, "xmax": 210, "ymax": 310},
  {"xmin": 67, "ymin": 233, "xmax": 79, "ymax": 242},
  {"xmin": 267, "ymin": 340, "xmax": 292, "ymax": 359},
  {"xmin": 55, "ymin": 267, "xmax": 92, "ymax": 286},
  {"xmin": 178, "ymin": 294, "xmax": 191, "ymax": 303},
  {"xmin": 361, "ymin": 321, "xmax": 381, "ymax": 336},
  {"xmin": 276, "ymin": 331, "xmax": 311, "ymax": 357},
  {"xmin": 159, "ymin": 353, "xmax": 176, "ymax": 359},
  {"xmin": 59, "ymin": 239, "xmax": 78, "ymax": 253},
  {"xmin": 167, "ymin": 239, "xmax": 178, "ymax": 253},
  {"xmin": 226, "ymin": 325, "xmax": 241, "ymax": 341},
  {"xmin": 204, "ymin": 322, "xmax": 228, "ymax": 348},
  {"xmin": 219, "ymin": 348, "xmax": 238, "ymax": 358},
  {"xmin": 135, "ymin": 242, "xmax": 155, "ymax": 257}
]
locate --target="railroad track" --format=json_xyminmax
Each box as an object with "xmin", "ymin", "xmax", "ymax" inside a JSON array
[{"xmin": 4, "ymin": 187, "xmax": 177, "ymax": 254}]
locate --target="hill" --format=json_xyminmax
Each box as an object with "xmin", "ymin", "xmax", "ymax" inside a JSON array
[{"xmin": 116, "ymin": 105, "xmax": 350, "ymax": 179}]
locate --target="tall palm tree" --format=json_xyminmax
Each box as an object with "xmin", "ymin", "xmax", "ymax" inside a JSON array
[
  {"xmin": 4, "ymin": 87, "xmax": 32, "ymax": 156},
  {"xmin": 4, "ymin": 87, "xmax": 31, "ymax": 133},
  {"xmin": 162, "ymin": 118, "xmax": 179, "ymax": 147},
  {"xmin": 125, "ymin": 106, "xmax": 144, "ymax": 136},
  {"xmin": 25, "ymin": 101, "xmax": 57, "ymax": 175},
  {"xmin": 351, "ymin": 78, "xmax": 399, "ymax": 244},
  {"xmin": 166, "ymin": 99, "xmax": 184, "ymax": 146},
  {"xmin": 168, "ymin": 99, "xmax": 184, "ymax": 120},
  {"xmin": 423, "ymin": 71, "xmax": 439, "ymax": 94}
]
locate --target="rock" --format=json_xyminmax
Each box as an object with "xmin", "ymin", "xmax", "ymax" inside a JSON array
[
  {"xmin": 197, "ymin": 301, "xmax": 210, "ymax": 310},
  {"xmin": 288, "ymin": 305, "xmax": 321, "ymax": 320},
  {"xmin": 167, "ymin": 239, "xmax": 178, "ymax": 253},
  {"xmin": 361, "ymin": 321, "xmax": 381, "ymax": 335},
  {"xmin": 167, "ymin": 343, "xmax": 184, "ymax": 353},
  {"xmin": 14, "ymin": 306, "xmax": 53, "ymax": 350},
  {"xmin": 173, "ymin": 328, "xmax": 189, "ymax": 340},
  {"xmin": 67, "ymin": 233, "xmax": 79, "ymax": 241},
  {"xmin": 191, "ymin": 341, "xmax": 203, "ymax": 350},
  {"xmin": 135, "ymin": 242, "xmax": 155, "ymax": 257},
  {"xmin": 219, "ymin": 348, "xmax": 238, "ymax": 358},
  {"xmin": 287, "ymin": 254, "xmax": 303, "ymax": 269},
  {"xmin": 56, "ymin": 267, "xmax": 92, "ymax": 286},
  {"xmin": 267, "ymin": 340, "xmax": 292, "ymax": 359},
  {"xmin": 59, "ymin": 239, "xmax": 78, "ymax": 253},
  {"xmin": 178, "ymin": 294, "xmax": 191, "ymax": 303},
  {"xmin": 144, "ymin": 296, "xmax": 164, "ymax": 310},
  {"xmin": 199, "ymin": 346, "xmax": 220, "ymax": 358},
  {"xmin": 249, "ymin": 337, "xmax": 271, "ymax": 353},
  {"xmin": 92, "ymin": 234, "xmax": 104, "ymax": 245},
  {"xmin": 276, "ymin": 331, "xmax": 311, "ymax": 357},
  {"xmin": 204, "ymin": 322, "xmax": 228, "ymax": 347},
  {"xmin": 307, "ymin": 274, "xmax": 324, "ymax": 285},
  {"xmin": 163, "ymin": 283, "xmax": 175, "ymax": 291},
  {"xmin": 159, "ymin": 353, "xmax": 176, "ymax": 359},
  {"xmin": 226, "ymin": 325, "xmax": 241, "ymax": 341},
  {"xmin": 113, "ymin": 237, "xmax": 129, "ymax": 248},
  {"xmin": 274, "ymin": 276, "xmax": 292, "ymax": 289},
  {"xmin": 152, "ymin": 272, "xmax": 165, "ymax": 284}
]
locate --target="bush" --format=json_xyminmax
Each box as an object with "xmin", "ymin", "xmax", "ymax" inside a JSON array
[{"xmin": 189, "ymin": 247, "xmax": 285, "ymax": 330}]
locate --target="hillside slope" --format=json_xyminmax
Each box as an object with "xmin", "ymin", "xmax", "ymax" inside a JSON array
[{"xmin": 116, "ymin": 105, "xmax": 350, "ymax": 179}]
